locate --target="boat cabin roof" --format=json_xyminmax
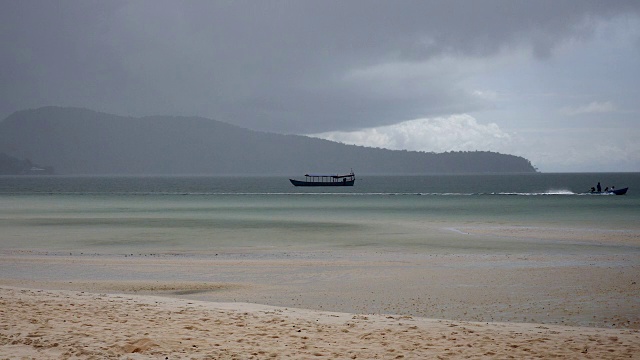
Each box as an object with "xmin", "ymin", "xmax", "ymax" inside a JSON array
[{"xmin": 305, "ymin": 173, "xmax": 354, "ymax": 178}]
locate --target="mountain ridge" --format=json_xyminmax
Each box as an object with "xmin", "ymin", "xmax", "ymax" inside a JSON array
[{"xmin": 0, "ymin": 107, "xmax": 537, "ymax": 175}]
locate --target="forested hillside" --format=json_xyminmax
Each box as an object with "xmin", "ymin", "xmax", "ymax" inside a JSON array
[{"xmin": 0, "ymin": 107, "xmax": 537, "ymax": 175}]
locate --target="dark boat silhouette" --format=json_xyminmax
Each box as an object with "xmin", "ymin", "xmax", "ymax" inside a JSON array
[
  {"xmin": 290, "ymin": 171, "xmax": 355, "ymax": 187},
  {"xmin": 608, "ymin": 187, "xmax": 628, "ymax": 195},
  {"xmin": 588, "ymin": 187, "xmax": 628, "ymax": 195}
]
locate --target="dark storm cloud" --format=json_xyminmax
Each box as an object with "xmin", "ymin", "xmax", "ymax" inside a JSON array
[{"xmin": 1, "ymin": 0, "xmax": 638, "ymax": 133}]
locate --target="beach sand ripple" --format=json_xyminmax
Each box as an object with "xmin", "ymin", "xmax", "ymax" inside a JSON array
[{"xmin": 1, "ymin": 286, "xmax": 638, "ymax": 359}]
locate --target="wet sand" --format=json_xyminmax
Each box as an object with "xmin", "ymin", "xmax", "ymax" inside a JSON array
[{"xmin": 1, "ymin": 225, "xmax": 639, "ymax": 358}]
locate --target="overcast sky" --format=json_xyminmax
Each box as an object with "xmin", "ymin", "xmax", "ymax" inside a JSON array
[{"xmin": 2, "ymin": 1, "xmax": 639, "ymax": 172}]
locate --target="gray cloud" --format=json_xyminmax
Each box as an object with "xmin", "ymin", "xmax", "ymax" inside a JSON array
[
  {"xmin": 2, "ymin": 1, "xmax": 637, "ymax": 127},
  {"xmin": 1, "ymin": 0, "xmax": 639, "ymax": 169}
]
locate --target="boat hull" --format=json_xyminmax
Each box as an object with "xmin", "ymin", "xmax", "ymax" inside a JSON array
[
  {"xmin": 289, "ymin": 179, "xmax": 355, "ymax": 187},
  {"xmin": 610, "ymin": 187, "xmax": 628, "ymax": 195},
  {"xmin": 587, "ymin": 187, "xmax": 628, "ymax": 195}
]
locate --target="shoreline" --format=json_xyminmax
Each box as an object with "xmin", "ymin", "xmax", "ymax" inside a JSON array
[
  {"xmin": 2, "ymin": 221, "xmax": 639, "ymax": 358},
  {"xmin": 2, "ymin": 249, "xmax": 638, "ymax": 330},
  {"xmin": 2, "ymin": 286, "xmax": 639, "ymax": 359}
]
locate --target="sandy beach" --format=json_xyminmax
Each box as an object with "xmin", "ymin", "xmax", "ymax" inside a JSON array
[
  {"xmin": 2, "ymin": 286, "xmax": 639, "ymax": 359},
  {"xmin": 2, "ymin": 230, "xmax": 639, "ymax": 360}
]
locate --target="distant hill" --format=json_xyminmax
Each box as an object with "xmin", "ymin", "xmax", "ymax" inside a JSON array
[
  {"xmin": 0, "ymin": 153, "xmax": 54, "ymax": 175},
  {"xmin": 0, "ymin": 107, "xmax": 536, "ymax": 175}
]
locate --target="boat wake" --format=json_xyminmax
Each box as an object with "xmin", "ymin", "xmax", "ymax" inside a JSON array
[
  {"xmin": 488, "ymin": 189, "xmax": 576, "ymax": 196},
  {"xmin": 4, "ymin": 189, "xmax": 602, "ymax": 197}
]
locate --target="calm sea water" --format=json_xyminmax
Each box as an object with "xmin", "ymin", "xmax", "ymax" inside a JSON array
[{"xmin": 1, "ymin": 173, "xmax": 639, "ymax": 254}]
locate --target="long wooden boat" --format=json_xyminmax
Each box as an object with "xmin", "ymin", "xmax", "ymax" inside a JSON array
[{"xmin": 289, "ymin": 172, "xmax": 355, "ymax": 187}]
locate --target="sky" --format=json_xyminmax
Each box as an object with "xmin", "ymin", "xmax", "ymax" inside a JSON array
[{"xmin": 1, "ymin": 1, "xmax": 639, "ymax": 172}]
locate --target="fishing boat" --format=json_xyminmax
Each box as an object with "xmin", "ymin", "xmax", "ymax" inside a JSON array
[{"xmin": 289, "ymin": 171, "xmax": 355, "ymax": 187}]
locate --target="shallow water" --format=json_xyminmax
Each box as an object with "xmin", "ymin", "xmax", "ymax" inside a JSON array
[
  {"xmin": 2, "ymin": 173, "xmax": 639, "ymax": 328},
  {"xmin": 1, "ymin": 173, "xmax": 639, "ymax": 255}
]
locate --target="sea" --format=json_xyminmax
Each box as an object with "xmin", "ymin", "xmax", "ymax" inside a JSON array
[{"xmin": 1, "ymin": 173, "xmax": 639, "ymax": 256}]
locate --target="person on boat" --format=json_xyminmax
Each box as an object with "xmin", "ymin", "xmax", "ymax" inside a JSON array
[
  {"xmin": 590, "ymin": 187, "xmax": 596, "ymax": 193},
  {"xmin": 597, "ymin": 182, "xmax": 601, "ymax": 192},
  {"xmin": 604, "ymin": 187, "xmax": 609, "ymax": 192}
]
